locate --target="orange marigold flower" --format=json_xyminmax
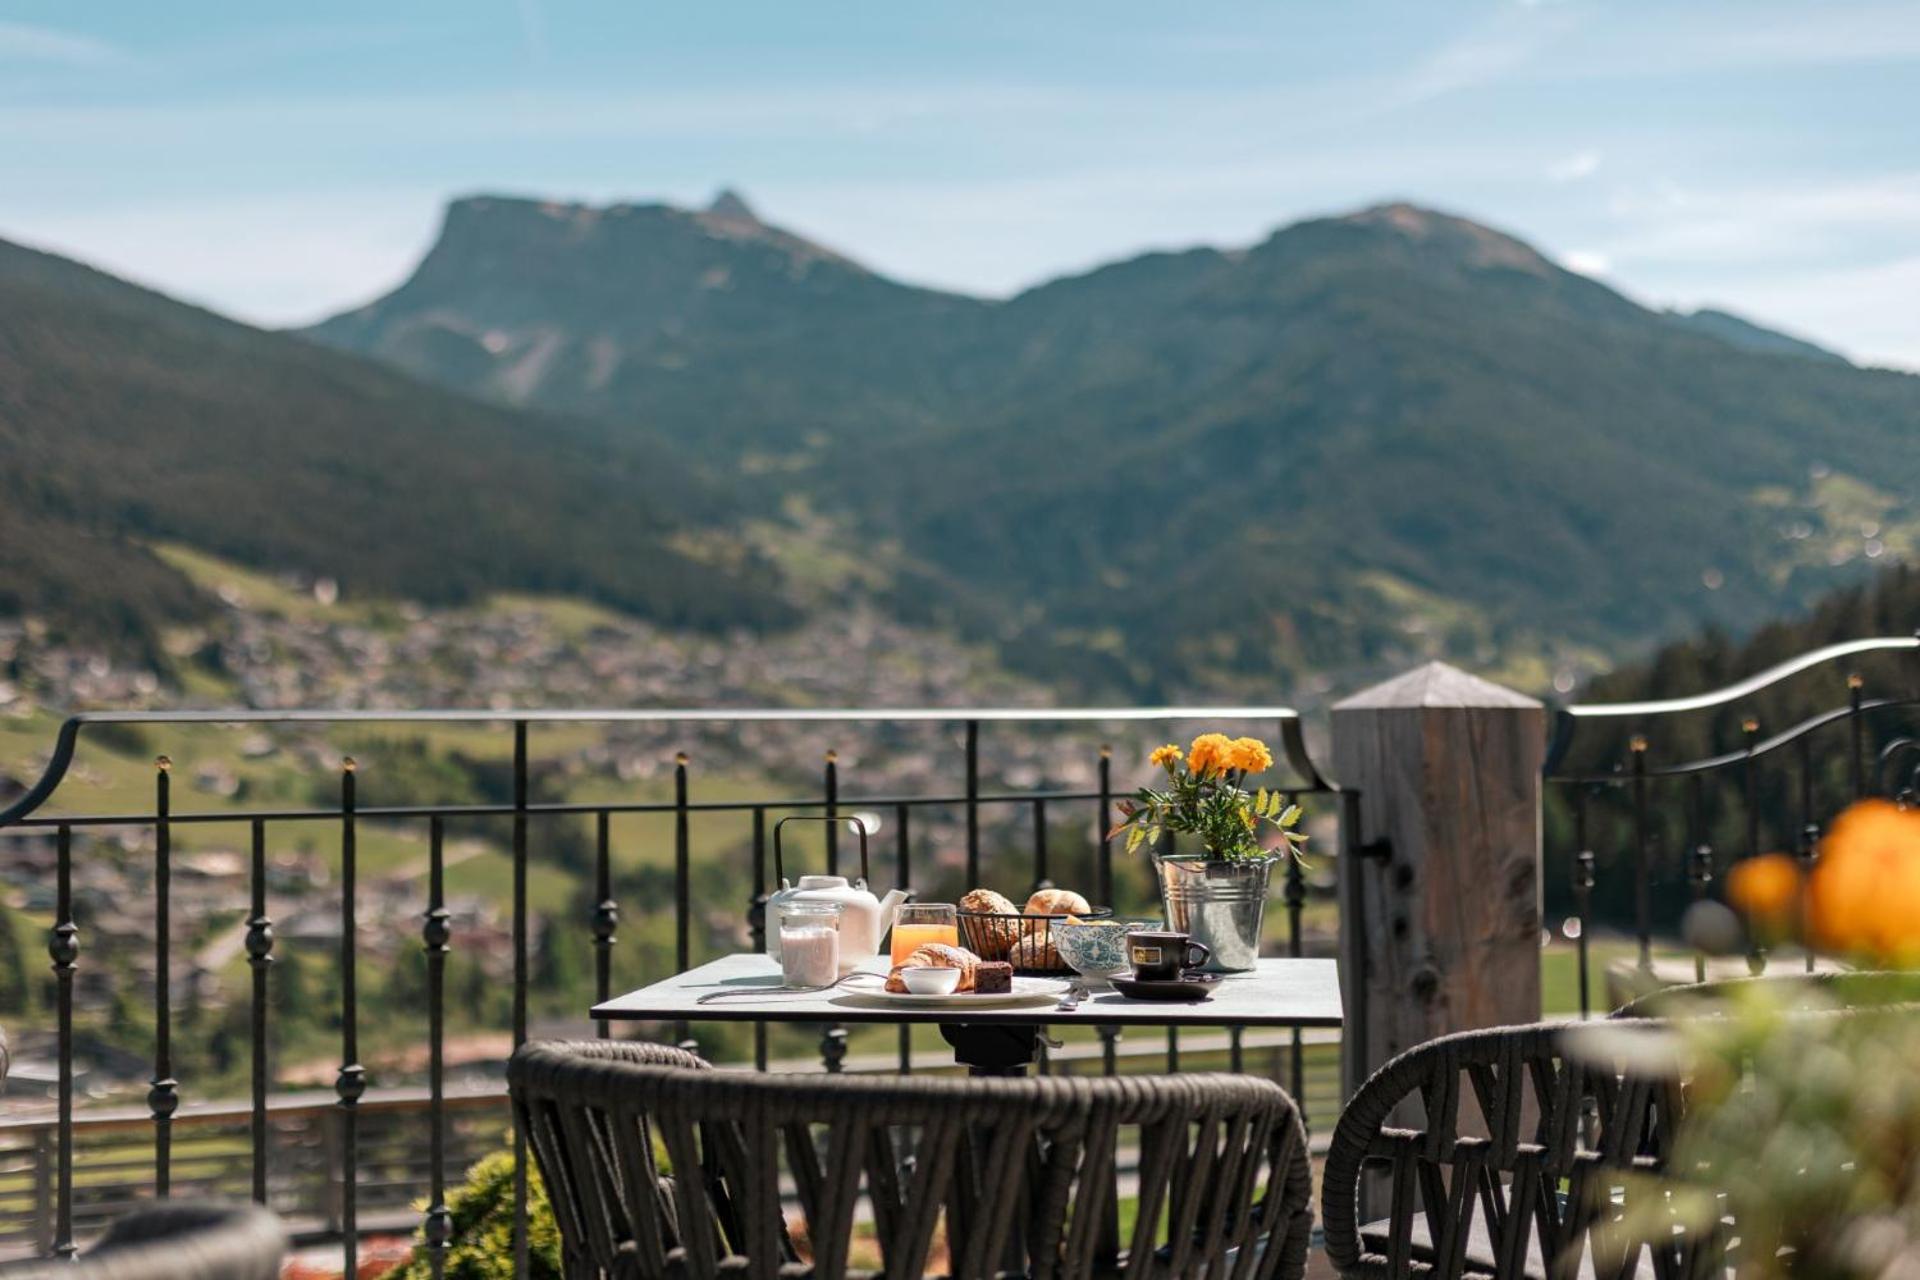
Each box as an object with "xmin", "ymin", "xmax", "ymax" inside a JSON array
[
  {"xmin": 1188, "ymin": 733, "xmax": 1235, "ymax": 776},
  {"xmin": 1807, "ymin": 799, "xmax": 1920, "ymax": 963},
  {"xmin": 1229, "ymin": 737, "xmax": 1274, "ymax": 774},
  {"xmin": 1149, "ymin": 744, "xmax": 1183, "ymax": 769},
  {"xmin": 1725, "ymin": 853, "xmax": 1800, "ymax": 924}
]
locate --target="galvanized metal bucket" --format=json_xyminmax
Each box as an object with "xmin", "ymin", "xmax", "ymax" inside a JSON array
[{"xmin": 1156, "ymin": 856, "xmax": 1272, "ymax": 973}]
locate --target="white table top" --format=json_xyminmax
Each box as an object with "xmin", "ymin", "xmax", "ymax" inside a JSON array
[{"xmin": 592, "ymin": 953, "xmax": 1343, "ymax": 1029}]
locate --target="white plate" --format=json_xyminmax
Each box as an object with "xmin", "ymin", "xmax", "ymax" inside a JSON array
[{"xmin": 830, "ymin": 976, "xmax": 1068, "ymax": 1010}]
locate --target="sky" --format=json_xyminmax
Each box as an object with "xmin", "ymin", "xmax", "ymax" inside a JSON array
[{"xmin": 3, "ymin": 1, "xmax": 1919, "ymax": 367}]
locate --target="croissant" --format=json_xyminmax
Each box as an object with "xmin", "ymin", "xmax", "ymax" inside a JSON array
[{"xmin": 885, "ymin": 942, "xmax": 982, "ymax": 993}]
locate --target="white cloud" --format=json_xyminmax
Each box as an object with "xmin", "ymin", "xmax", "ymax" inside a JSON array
[
  {"xmin": 1560, "ymin": 249, "xmax": 1611, "ymax": 276},
  {"xmin": 1546, "ymin": 150, "xmax": 1602, "ymax": 182},
  {"xmin": 0, "ymin": 20, "xmax": 127, "ymax": 67},
  {"xmin": 1463, "ymin": 2, "xmax": 1920, "ymax": 84},
  {"xmin": 514, "ymin": 0, "xmax": 548, "ymax": 67},
  {"xmin": 1384, "ymin": 7, "xmax": 1583, "ymax": 112},
  {"xmin": 1601, "ymin": 172, "xmax": 1920, "ymax": 263}
]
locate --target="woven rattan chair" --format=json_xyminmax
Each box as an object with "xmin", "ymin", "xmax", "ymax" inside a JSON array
[
  {"xmin": 1, "ymin": 1202, "xmax": 286, "ymax": 1280},
  {"xmin": 512, "ymin": 1039, "xmax": 1313, "ymax": 1280},
  {"xmin": 1322, "ymin": 1020, "xmax": 1718, "ymax": 1280},
  {"xmin": 1612, "ymin": 968, "xmax": 1920, "ymax": 1018}
]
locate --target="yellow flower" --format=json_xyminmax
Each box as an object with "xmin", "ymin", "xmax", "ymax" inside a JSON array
[
  {"xmin": 1149, "ymin": 744, "xmax": 1183, "ymax": 769},
  {"xmin": 1726, "ymin": 853, "xmax": 1800, "ymax": 927},
  {"xmin": 1188, "ymin": 733, "xmax": 1235, "ymax": 776},
  {"xmin": 1229, "ymin": 737, "xmax": 1273, "ymax": 774},
  {"xmin": 1807, "ymin": 799, "xmax": 1920, "ymax": 963}
]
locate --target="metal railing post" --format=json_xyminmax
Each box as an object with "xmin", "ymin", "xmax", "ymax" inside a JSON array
[
  {"xmin": 1630, "ymin": 736, "xmax": 1653, "ymax": 975},
  {"xmin": 964, "ymin": 720, "xmax": 981, "ymax": 887},
  {"xmin": 247, "ymin": 818, "xmax": 273, "ymax": 1204},
  {"xmin": 151, "ymin": 756, "xmax": 177, "ymax": 1196},
  {"xmin": 337, "ymin": 757, "xmax": 363, "ymax": 1280},
  {"xmin": 511, "ymin": 723, "xmax": 530, "ymax": 1280},
  {"xmin": 1741, "ymin": 718, "xmax": 1764, "ymax": 975},
  {"xmin": 49, "ymin": 822, "xmax": 76, "ymax": 1257},
  {"xmin": 750, "ymin": 806, "xmax": 768, "ymax": 1072},
  {"xmin": 424, "ymin": 815, "xmax": 452, "ymax": 1279},
  {"xmin": 593, "ymin": 810, "xmax": 617, "ymax": 1039}
]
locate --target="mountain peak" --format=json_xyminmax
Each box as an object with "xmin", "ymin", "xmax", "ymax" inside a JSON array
[
  {"xmin": 706, "ymin": 188, "xmax": 759, "ymax": 224},
  {"xmin": 1340, "ymin": 201, "xmax": 1555, "ymax": 277}
]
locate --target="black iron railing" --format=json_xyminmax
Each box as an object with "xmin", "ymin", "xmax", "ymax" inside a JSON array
[
  {"xmin": 0, "ymin": 706, "xmax": 1348, "ymax": 1269},
  {"xmin": 1544, "ymin": 636, "xmax": 1920, "ymax": 1017}
]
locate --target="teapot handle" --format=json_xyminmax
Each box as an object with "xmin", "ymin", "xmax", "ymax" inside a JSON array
[{"xmin": 773, "ymin": 814, "xmax": 871, "ymax": 885}]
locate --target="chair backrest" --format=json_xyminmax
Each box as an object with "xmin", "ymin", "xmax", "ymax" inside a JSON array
[
  {"xmin": 1611, "ymin": 969, "xmax": 1920, "ymax": 1018},
  {"xmin": 512, "ymin": 1039, "xmax": 1313, "ymax": 1280},
  {"xmin": 1321, "ymin": 1020, "xmax": 1706, "ymax": 1280},
  {"xmin": 1, "ymin": 1202, "xmax": 286, "ymax": 1280}
]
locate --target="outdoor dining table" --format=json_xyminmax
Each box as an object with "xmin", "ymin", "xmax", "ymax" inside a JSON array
[{"xmin": 592, "ymin": 952, "xmax": 1343, "ymax": 1074}]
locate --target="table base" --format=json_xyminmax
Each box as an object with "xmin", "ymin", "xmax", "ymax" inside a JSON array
[{"xmin": 939, "ymin": 1023, "xmax": 1042, "ymax": 1076}]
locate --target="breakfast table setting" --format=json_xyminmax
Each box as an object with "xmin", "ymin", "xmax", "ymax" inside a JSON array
[
  {"xmin": 594, "ymin": 737, "xmax": 1342, "ymax": 1073},
  {"xmin": 593, "ymin": 801, "xmax": 1340, "ymax": 1075}
]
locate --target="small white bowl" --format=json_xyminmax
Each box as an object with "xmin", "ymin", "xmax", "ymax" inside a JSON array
[{"xmin": 898, "ymin": 965, "xmax": 963, "ymax": 995}]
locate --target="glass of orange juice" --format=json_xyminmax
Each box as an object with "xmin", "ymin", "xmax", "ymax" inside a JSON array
[{"xmin": 890, "ymin": 902, "xmax": 959, "ymax": 964}]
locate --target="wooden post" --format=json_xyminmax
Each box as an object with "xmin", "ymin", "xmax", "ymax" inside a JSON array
[{"xmin": 1332, "ymin": 662, "xmax": 1544, "ymax": 1099}]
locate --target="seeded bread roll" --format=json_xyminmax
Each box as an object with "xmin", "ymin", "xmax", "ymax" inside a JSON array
[
  {"xmin": 1024, "ymin": 888, "xmax": 1092, "ymax": 918},
  {"xmin": 1009, "ymin": 933, "xmax": 1061, "ymax": 972},
  {"xmin": 959, "ymin": 888, "xmax": 1022, "ymax": 959},
  {"xmin": 885, "ymin": 942, "xmax": 981, "ymax": 993}
]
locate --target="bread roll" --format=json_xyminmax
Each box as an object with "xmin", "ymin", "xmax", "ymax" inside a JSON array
[
  {"xmin": 959, "ymin": 888, "xmax": 1022, "ymax": 959},
  {"xmin": 961, "ymin": 887, "xmax": 1018, "ymax": 915},
  {"xmin": 1009, "ymin": 933, "xmax": 1061, "ymax": 972},
  {"xmin": 885, "ymin": 942, "xmax": 982, "ymax": 993},
  {"xmin": 1024, "ymin": 888, "xmax": 1091, "ymax": 918}
]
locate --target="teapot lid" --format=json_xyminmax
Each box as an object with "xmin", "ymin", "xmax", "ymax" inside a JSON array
[{"xmin": 796, "ymin": 874, "xmax": 853, "ymax": 891}]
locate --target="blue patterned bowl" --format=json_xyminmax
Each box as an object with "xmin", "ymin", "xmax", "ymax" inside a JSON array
[{"xmin": 1052, "ymin": 920, "xmax": 1136, "ymax": 986}]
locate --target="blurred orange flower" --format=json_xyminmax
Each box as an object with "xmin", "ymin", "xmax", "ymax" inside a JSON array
[
  {"xmin": 1148, "ymin": 744, "xmax": 1183, "ymax": 769},
  {"xmin": 1229, "ymin": 736, "xmax": 1274, "ymax": 774},
  {"xmin": 1806, "ymin": 799, "xmax": 1920, "ymax": 963},
  {"xmin": 1726, "ymin": 853, "xmax": 1801, "ymax": 926},
  {"xmin": 1188, "ymin": 733, "xmax": 1235, "ymax": 776}
]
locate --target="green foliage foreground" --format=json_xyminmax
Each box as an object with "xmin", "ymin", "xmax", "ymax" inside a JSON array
[{"xmin": 389, "ymin": 1149, "xmax": 561, "ymax": 1280}]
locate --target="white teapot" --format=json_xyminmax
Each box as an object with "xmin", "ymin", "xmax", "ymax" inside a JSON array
[{"xmin": 766, "ymin": 816, "xmax": 910, "ymax": 968}]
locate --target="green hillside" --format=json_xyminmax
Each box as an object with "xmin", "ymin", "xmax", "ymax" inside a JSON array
[
  {"xmin": 310, "ymin": 194, "xmax": 1920, "ymax": 696},
  {"xmin": 0, "ymin": 234, "xmax": 792, "ymax": 656},
  {"xmin": 1572, "ymin": 560, "xmax": 1920, "ymax": 766},
  {"xmin": 1542, "ymin": 560, "xmax": 1919, "ymax": 937}
]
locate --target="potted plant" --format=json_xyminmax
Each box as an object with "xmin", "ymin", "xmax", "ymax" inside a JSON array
[
  {"xmin": 1599, "ymin": 799, "xmax": 1920, "ymax": 1279},
  {"xmin": 1109, "ymin": 734, "xmax": 1307, "ymax": 971}
]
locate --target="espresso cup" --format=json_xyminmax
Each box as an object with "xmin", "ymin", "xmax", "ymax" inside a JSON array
[{"xmin": 1126, "ymin": 930, "xmax": 1210, "ymax": 981}]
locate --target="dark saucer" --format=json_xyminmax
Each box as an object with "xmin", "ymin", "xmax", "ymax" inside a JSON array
[{"xmin": 1111, "ymin": 971, "xmax": 1222, "ymax": 1002}]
